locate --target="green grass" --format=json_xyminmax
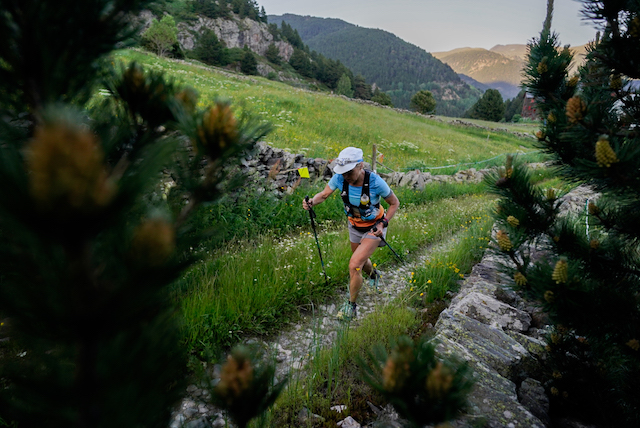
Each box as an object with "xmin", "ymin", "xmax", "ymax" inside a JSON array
[
  {"xmin": 110, "ymin": 49, "xmax": 537, "ymax": 172},
  {"xmin": 265, "ymin": 198, "xmax": 495, "ymax": 427},
  {"xmin": 176, "ymin": 184, "xmax": 494, "ymax": 358}
]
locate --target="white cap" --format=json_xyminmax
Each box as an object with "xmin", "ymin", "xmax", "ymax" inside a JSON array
[{"xmin": 333, "ymin": 147, "xmax": 363, "ymax": 174}]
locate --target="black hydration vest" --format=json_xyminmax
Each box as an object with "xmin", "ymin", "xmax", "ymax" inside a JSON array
[{"xmin": 341, "ymin": 170, "xmax": 380, "ymax": 221}]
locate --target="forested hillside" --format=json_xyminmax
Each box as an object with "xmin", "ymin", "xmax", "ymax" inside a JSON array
[{"xmin": 270, "ymin": 14, "xmax": 481, "ymax": 116}]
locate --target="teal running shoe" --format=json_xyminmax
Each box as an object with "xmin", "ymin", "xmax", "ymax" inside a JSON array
[{"xmin": 368, "ymin": 269, "xmax": 381, "ymax": 294}]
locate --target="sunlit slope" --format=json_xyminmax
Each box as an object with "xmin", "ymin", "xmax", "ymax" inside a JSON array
[{"xmin": 114, "ymin": 49, "xmax": 536, "ymax": 170}]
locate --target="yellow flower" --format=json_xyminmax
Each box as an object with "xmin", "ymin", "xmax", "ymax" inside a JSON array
[
  {"xmin": 427, "ymin": 280, "xmax": 432, "ymax": 284},
  {"xmin": 420, "ymin": 293, "xmax": 424, "ymax": 297}
]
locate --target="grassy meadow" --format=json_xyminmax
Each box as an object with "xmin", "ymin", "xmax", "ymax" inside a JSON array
[
  {"xmin": 106, "ymin": 49, "xmax": 555, "ymax": 421},
  {"xmin": 111, "ymin": 49, "xmax": 539, "ymax": 172},
  {"xmin": 102, "ymin": 48, "xmax": 547, "ymax": 357}
]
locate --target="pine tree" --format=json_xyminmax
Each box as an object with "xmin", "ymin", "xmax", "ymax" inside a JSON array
[
  {"xmin": 336, "ymin": 73, "xmax": 354, "ymax": 98},
  {"xmin": 265, "ymin": 43, "xmax": 281, "ymax": 65},
  {"xmin": 466, "ymin": 88, "xmax": 504, "ymax": 122},
  {"xmin": 0, "ymin": 1, "xmax": 271, "ymax": 426},
  {"xmin": 240, "ymin": 47, "xmax": 258, "ymax": 75},
  {"xmin": 192, "ymin": 29, "xmax": 229, "ymax": 66},
  {"xmin": 486, "ymin": 0, "xmax": 640, "ymax": 424},
  {"xmin": 410, "ymin": 90, "xmax": 437, "ymax": 114}
]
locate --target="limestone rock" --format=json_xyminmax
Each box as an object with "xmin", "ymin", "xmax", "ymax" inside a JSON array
[
  {"xmin": 448, "ymin": 292, "xmax": 532, "ymax": 332},
  {"xmin": 176, "ymin": 15, "xmax": 294, "ymax": 60}
]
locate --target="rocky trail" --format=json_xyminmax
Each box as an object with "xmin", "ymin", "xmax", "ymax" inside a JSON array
[{"xmin": 169, "ymin": 238, "xmax": 447, "ymax": 428}]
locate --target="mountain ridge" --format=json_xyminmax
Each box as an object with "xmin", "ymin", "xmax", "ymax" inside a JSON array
[{"xmin": 270, "ymin": 13, "xmax": 481, "ymax": 116}]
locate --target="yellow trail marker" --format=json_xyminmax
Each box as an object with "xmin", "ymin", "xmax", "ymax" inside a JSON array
[{"xmin": 298, "ymin": 167, "xmax": 310, "ymax": 178}]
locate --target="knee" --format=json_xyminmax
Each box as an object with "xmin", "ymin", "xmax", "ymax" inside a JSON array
[{"xmin": 349, "ymin": 259, "xmax": 364, "ymax": 274}]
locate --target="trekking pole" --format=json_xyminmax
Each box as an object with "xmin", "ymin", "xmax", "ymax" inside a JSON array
[
  {"xmin": 373, "ymin": 223, "xmax": 404, "ymax": 262},
  {"xmin": 305, "ymin": 196, "xmax": 330, "ymax": 288}
]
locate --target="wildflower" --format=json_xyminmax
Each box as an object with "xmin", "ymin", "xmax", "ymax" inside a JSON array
[
  {"xmin": 550, "ymin": 387, "xmax": 559, "ymax": 396},
  {"xmin": 420, "ymin": 293, "xmax": 424, "ymax": 297},
  {"xmin": 507, "ymin": 216, "xmax": 520, "ymax": 227},
  {"xmin": 425, "ymin": 361, "xmax": 454, "ymax": 399},
  {"xmin": 588, "ymin": 201, "xmax": 600, "ymax": 215},
  {"xmin": 514, "ymin": 272, "xmax": 527, "ymax": 287},
  {"xmin": 595, "ymin": 135, "xmax": 619, "ymax": 167},
  {"xmin": 130, "ymin": 219, "xmax": 176, "ymax": 267},
  {"xmin": 627, "ymin": 339, "xmax": 640, "ymax": 351},
  {"xmin": 566, "ymin": 96, "xmax": 586, "ymax": 124},
  {"xmin": 547, "ymin": 112, "xmax": 556, "ymax": 123},
  {"xmin": 535, "ymin": 130, "xmax": 545, "ymax": 141},
  {"xmin": 496, "ymin": 230, "xmax": 512, "ymax": 252},
  {"xmin": 552, "ymin": 258, "xmax": 568, "ymax": 284},
  {"xmin": 427, "ymin": 280, "xmax": 432, "ymax": 284},
  {"xmin": 27, "ymin": 118, "xmax": 115, "ymax": 215}
]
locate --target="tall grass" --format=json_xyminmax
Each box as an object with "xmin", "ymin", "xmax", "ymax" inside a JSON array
[
  {"xmin": 109, "ymin": 49, "xmax": 537, "ymax": 171},
  {"xmin": 176, "ymin": 185, "xmax": 494, "ymax": 357},
  {"xmin": 266, "ymin": 199, "xmax": 495, "ymax": 427}
]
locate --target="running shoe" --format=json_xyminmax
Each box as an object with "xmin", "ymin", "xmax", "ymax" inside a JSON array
[
  {"xmin": 368, "ymin": 269, "xmax": 381, "ymax": 294},
  {"xmin": 337, "ymin": 300, "xmax": 357, "ymax": 321}
]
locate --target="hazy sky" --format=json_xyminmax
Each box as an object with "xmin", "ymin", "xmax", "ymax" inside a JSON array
[{"xmin": 256, "ymin": 0, "xmax": 598, "ymax": 52}]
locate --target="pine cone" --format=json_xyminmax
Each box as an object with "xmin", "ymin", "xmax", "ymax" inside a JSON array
[
  {"xmin": 514, "ymin": 272, "xmax": 527, "ymax": 286},
  {"xmin": 566, "ymin": 96, "xmax": 586, "ymax": 124},
  {"xmin": 507, "ymin": 216, "xmax": 520, "ymax": 227},
  {"xmin": 552, "ymin": 259, "xmax": 568, "ymax": 284},
  {"xmin": 196, "ymin": 102, "xmax": 239, "ymax": 159},
  {"xmin": 130, "ymin": 219, "xmax": 175, "ymax": 267},
  {"xmin": 496, "ymin": 230, "xmax": 512, "ymax": 252},
  {"xmin": 595, "ymin": 135, "xmax": 619, "ymax": 167},
  {"xmin": 27, "ymin": 119, "xmax": 115, "ymax": 215}
]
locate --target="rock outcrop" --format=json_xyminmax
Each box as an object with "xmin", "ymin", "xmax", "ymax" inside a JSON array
[{"xmin": 176, "ymin": 16, "xmax": 294, "ymax": 61}]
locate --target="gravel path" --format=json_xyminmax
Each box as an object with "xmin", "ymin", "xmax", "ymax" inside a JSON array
[{"xmin": 169, "ymin": 238, "xmax": 454, "ymax": 428}]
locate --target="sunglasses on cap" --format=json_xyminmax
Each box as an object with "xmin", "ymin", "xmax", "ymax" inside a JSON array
[{"xmin": 335, "ymin": 158, "xmax": 363, "ymax": 166}]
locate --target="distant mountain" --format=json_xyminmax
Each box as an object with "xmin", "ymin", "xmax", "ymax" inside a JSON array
[
  {"xmin": 434, "ymin": 44, "xmax": 589, "ymax": 100},
  {"xmin": 269, "ymin": 14, "xmax": 481, "ymax": 116},
  {"xmin": 432, "ymin": 48, "xmax": 523, "ymax": 99}
]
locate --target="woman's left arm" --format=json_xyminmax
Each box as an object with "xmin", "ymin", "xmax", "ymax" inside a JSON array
[{"xmin": 383, "ymin": 192, "xmax": 399, "ymax": 222}]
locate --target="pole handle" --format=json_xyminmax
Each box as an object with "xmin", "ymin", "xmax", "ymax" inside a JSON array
[{"xmin": 305, "ymin": 195, "xmax": 316, "ymax": 219}]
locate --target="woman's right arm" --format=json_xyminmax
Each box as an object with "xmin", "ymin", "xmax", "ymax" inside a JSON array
[{"xmin": 303, "ymin": 184, "xmax": 334, "ymax": 210}]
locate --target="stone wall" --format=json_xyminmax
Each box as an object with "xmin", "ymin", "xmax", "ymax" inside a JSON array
[
  {"xmin": 431, "ymin": 186, "xmax": 596, "ymax": 428},
  {"xmin": 239, "ymin": 142, "xmax": 492, "ymax": 197}
]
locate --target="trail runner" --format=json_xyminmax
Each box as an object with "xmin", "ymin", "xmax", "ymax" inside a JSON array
[{"xmin": 302, "ymin": 147, "xmax": 399, "ymax": 321}]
